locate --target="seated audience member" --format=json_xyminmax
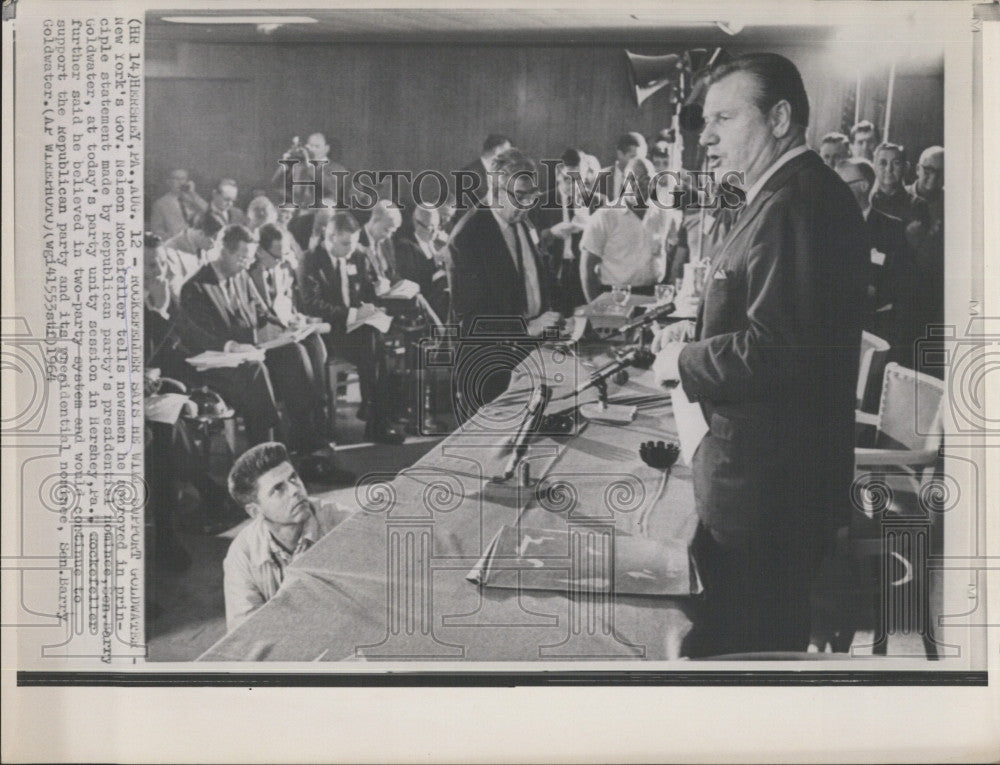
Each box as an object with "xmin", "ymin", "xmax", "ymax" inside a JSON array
[
  {"xmin": 223, "ymin": 442, "xmax": 353, "ymax": 630},
  {"xmin": 449, "ymin": 148, "xmax": 562, "ymax": 403},
  {"xmin": 150, "ymin": 168, "xmax": 209, "ymax": 240},
  {"xmin": 436, "ymin": 195, "xmax": 458, "ymax": 236},
  {"xmin": 144, "ymin": 233, "xmax": 197, "ymax": 383},
  {"xmin": 162, "ymin": 213, "xmax": 224, "ymax": 291},
  {"xmin": 458, "ymin": 133, "xmax": 512, "ymax": 209},
  {"xmin": 180, "ymin": 224, "xmax": 351, "ymax": 474},
  {"xmin": 394, "ymin": 205, "xmax": 451, "ymax": 322},
  {"xmin": 299, "ymin": 212, "xmax": 407, "ymax": 444},
  {"xmin": 287, "ymin": 190, "xmax": 338, "ymax": 253},
  {"xmin": 246, "ymin": 195, "xmax": 279, "ymax": 232},
  {"xmin": 818, "ymin": 132, "xmax": 850, "ymax": 168},
  {"xmin": 251, "ymin": 224, "xmax": 310, "ymax": 323},
  {"xmin": 597, "ymin": 133, "xmax": 644, "ymax": 202},
  {"xmin": 870, "ymin": 142, "xmax": 927, "ymax": 225},
  {"xmin": 530, "ymin": 148, "xmax": 597, "ymax": 314},
  {"xmin": 360, "ymin": 200, "xmax": 405, "ymax": 290},
  {"xmin": 836, "ymin": 158, "xmax": 917, "ymax": 364},
  {"xmin": 274, "ymin": 205, "xmax": 305, "ymax": 268},
  {"xmin": 207, "ymin": 178, "xmax": 250, "ymax": 228},
  {"xmin": 849, "ymin": 119, "xmax": 880, "ymax": 161},
  {"xmin": 580, "ymin": 157, "xmax": 667, "ymax": 300}
]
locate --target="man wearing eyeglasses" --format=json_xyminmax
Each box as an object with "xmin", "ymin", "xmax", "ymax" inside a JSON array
[
  {"xmin": 449, "ymin": 148, "xmax": 562, "ymax": 403},
  {"xmin": 208, "ymin": 178, "xmax": 250, "ymax": 228}
]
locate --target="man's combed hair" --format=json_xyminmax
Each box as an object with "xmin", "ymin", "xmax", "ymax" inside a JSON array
[
  {"xmin": 221, "ymin": 224, "xmax": 254, "ymax": 252},
  {"xmin": 873, "ymin": 141, "xmax": 906, "ymax": 159},
  {"xmin": 850, "ymin": 119, "xmax": 881, "ymax": 143},
  {"xmin": 836, "ymin": 157, "xmax": 876, "ymax": 187},
  {"xmin": 328, "ymin": 210, "xmax": 361, "ymax": 235},
  {"xmin": 482, "ymin": 133, "xmax": 511, "ymax": 153},
  {"xmin": 615, "ymin": 133, "xmax": 641, "ymax": 153},
  {"xmin": 821, "ymin": 131, "xmax": 849, "ymax": 147},
  {"xmin": 709, "ymin": 52, "xmax": 810, "ymax": 129},
  {"xmin": 228, "ymin": 441, "xmax": 290, "ymax": 507},
  {"xmin": 257, "ymin": 223, "xmax": 283, "ymax": 252},
  {"xmin": 492, "ymin": 148, "xmax": 537, "ymax": 181},
  {"xmin": 195, "ymin": 211, "xmax": 224, "ymax": 239}
]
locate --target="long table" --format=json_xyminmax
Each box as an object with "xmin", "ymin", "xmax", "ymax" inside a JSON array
[{"xmin": 200, "ymin": 343, "xmax": 698, "ymax": 661}]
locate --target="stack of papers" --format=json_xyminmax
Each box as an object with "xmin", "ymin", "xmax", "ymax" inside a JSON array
[
  {"xmin": 347, "ymin": 305, "xmax": 393, "ymax": 334},
  {"xmin": 467, "ymin": 525, "xmax": 701, "ymax": 596},
  {"xmin": 383, "ymin": 279, "xmax": 421, "ymax": 300},
  {"xmin": 256, "ymin": 322, "xmax": 330, "ymax": 350},
  {"xmin": 186, "ymin": 348, "xmax": 265, "ymax": 371}
]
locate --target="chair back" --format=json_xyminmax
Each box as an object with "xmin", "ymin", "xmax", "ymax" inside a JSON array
[
  {"xmin": 875, "ymin": 362, "xmax": 945, "ymax": 452},
  {"xmin": 857, "ymin": 331, "xmax": 891, "ymax": 412}
]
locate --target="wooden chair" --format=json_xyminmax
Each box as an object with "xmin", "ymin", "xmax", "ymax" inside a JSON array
[
  {"xmin": 847, "ymin": 362, "xmax": 946, "ymax": 657},
  {"xmin": 857, "ymin": 330, "xmax": 891, "ymax": 414}
]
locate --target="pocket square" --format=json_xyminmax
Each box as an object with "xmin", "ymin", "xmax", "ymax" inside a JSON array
[{"xmin": 713, "ymin": 270, "xmax": 729, "ymax": 280}]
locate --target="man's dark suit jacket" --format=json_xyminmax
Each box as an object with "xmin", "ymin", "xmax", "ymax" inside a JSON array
[
  {"xmin": 677, "ymin": 149, "xmax": 867, "ymax": 546},
  {"xmin": 358, "ymin": 228, "xmax": 401, "ymax": 284},
  {"xmin": 449, "ymin": 206, "xmax": 553, "ymax": 337},
  {"xmin": 393, "ymin": 234, "xmax": 449, "ymax": 316},
  {"xmin": 456, "ymin": 158, "xmax": 490, "ymax": 210},
  {"xmin": 145, "ymin": 296, "xmax": 197, "ymax": 384},
  {"xmin": 179, "ymin": 263, "xmax": 277, "ymax": 353},
  {"xmin": 298, "ymin": 246, "xmax": 377, "ymax": 337}
]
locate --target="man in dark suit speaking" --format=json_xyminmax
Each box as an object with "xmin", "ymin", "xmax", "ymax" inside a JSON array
[{"xmin": 652, "ymin": 54, "xmax": 867, "ymax": 656}]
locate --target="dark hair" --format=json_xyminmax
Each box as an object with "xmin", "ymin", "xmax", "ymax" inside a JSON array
[
  {"xmin": 709, "ymin": 53, "xmax": 810, "ymax": 129},
  {"xmin": 195, "ymin": 212, "xmax": 224, "ymax": 239},
  {"xmin": 615, "ymin": 133, "xmax": 641, "ymax": 153},
  {"xmin": 492, "ymin": 148, "xmax": 537, "ymax": 182},
  {"xmin": 228, "ymin": 441, "xmax": 290, "ymax": 507},
  {"xmin": 873, "ymin": 141, "xmax": 906, "ymax": 160},
  {"xmin": 258, "ymin": 223, "xmax": 283, "ymax": 252},
  {"xmin": 220, "ymin": 224, "xmax": 254, "ymax": 252},
  {"xmin": 144, "ymin": 232, "xmax": 162, "ymax": 248},
  {"xmin": 328, "ymin": 210, "xmax": 361, "ymax": 235},
  {"xmin": 837, "ymin": 157, "xmax": 875, "ymax": 187},
  {"xmin": 850, "ymin": 120, "xmax": 880, "ymax": 143},
  {"xmin": 482, "ymin": 133, "xmax": 511, "ymax": 153},
  {"xmin": 821, "ymin": 131, "xmax": 849, "ymax": 147},
  {"xmin": 560, "ymin": 148, "xmax": 582, "ymax": 168}
]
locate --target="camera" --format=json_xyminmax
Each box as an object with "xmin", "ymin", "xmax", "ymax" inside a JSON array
[
  {"xmin": 914, "ymin": 318, "xmax": 1000, "ymax": 441},
  {"xmin": 417, "ymin": 317, "xmax": 577, "ymax": 437}
]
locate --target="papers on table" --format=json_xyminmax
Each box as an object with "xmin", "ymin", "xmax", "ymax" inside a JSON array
[
  {"xmin": 579, "ymin": 402, "xmax": 636, "ymax": 424},
  {"xmin": 383, "ymin": 279, "xmax": 421, "ymax": 300},
  {"xmin": 256, "ymin": 322, "xmax": 331, "ymax": 350},
  {"xmin": 346, "ymin": 305, "xmax": 393, "ymax": 334},
  {"xmin": 144, "ymin": 392, "xmax": 192, "ymax": 424},
  {"xmin": 669, "ymin": 384, "xmax": 708, "ymax": 466},
  {"xmin": 467, "ymin": 525, "xmax": 702, "ymax": 596},
  {"xmin": 186, "ymin": 348, "xmax": 265, "ymax": 371}
]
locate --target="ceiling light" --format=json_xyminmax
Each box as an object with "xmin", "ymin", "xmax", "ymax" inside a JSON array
[{"xmin": 161, "ymin": 16, "xmax": 318, "ymax": 25}]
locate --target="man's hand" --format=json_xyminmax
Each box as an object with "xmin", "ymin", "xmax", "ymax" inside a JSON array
[
  {"xmin": 527, "ymin": 311, "xmax": 564, "ymax": 338},
  {"xmin": 652, "ymin": 342, "xmax": 684, "ymax": 385},
  {"xmin": 650, "ymin": 320, "xmax": 694, "ymax": 353}
]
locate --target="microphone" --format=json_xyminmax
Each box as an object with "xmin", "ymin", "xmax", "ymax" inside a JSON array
[
  {"xmin": 554, "ymin": 349, "xmax": 639, "ymax": 403},
  {"xmin": 606, "ymin": 300, "xmax": 687, "ymax": 339},
  {"xmin": 494, "ymin": 383, "xmax": 552, "ymax": 482}
]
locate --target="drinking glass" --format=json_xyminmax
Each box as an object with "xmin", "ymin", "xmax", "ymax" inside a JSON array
[
  {"xmin": 610, "ymin": 284, "xmax": 631, "ymax": 314},
  {"xmin": 654, "ymin": 283, "xmax": 675, "ymax": 306}
]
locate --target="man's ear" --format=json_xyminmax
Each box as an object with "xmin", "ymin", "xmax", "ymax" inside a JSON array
[
  {"xmin": 244, "ymin": 501, "xmax": 260, "ymax": 519},
  {"xmin": 769, "ymin": 100, "xmax": 793, "ymax": 139}
]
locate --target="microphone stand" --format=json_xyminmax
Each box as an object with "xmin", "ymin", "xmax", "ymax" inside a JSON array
[{"xmin": 491, "ymin": 383, "xmax": 553, "ymax": 484}]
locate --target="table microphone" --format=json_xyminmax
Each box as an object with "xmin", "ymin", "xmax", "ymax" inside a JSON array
[
  {"xmin": 553, "ymin": 348, "xmax": 639, "ymax": 402},
  {"xmin": 606, "ymin": 301, "xmax": 687, "ymax": 339},
  {"xmin": 494, "ymin": 383, "xmax": 553, "ymax": 482}
]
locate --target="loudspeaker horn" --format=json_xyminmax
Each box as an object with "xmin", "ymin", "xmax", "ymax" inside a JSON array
[{"xmin": 625, "ymin": 50, "xmax": 683, "ymax": 106}]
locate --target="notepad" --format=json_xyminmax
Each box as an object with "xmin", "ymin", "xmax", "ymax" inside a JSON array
[{"xmin": 670, "ymin": 384, "xmax": 708, "ymax": 466}]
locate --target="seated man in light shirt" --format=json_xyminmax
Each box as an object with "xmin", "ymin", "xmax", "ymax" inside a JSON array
[
  {"xmin": 579, "ymin": 156, "xmax": 667, "ymax": 301},
  {"xmin": 223, "ymin": 442, "xmax": 354, "ymax": 630}
]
